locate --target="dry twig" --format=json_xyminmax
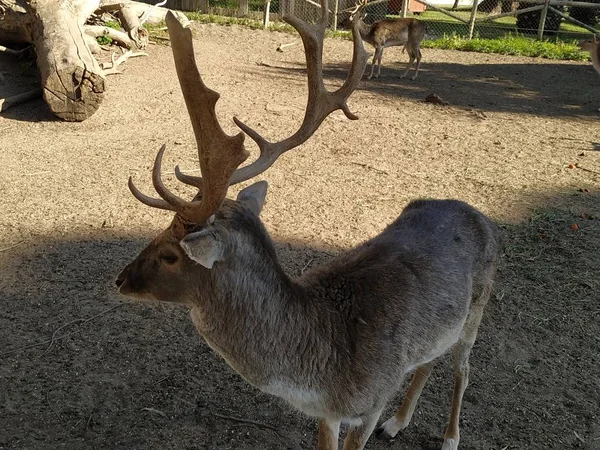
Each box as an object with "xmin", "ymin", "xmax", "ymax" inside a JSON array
[
  {"xmin": 350, "ymin": 161, "xmax": 389, "ymax": 175},
  {"xmin": 0, "ymin": 45, "xmax": 31, "ymax": 57},
  {"xmin": 0, "ymin": 89, "xmax": 43, "ymax": 112},
  {"xmin": 211, "ymin": 412, "xmax": 278, "ymax": 432},
  {"xmin": 101, "ymin": 50, "xmax": 148, "ymax": 76},
  {"xmin": 0, "ymin": 240, "xmax": 24, "ymax": 252},
  {"xmin": 276, "ymin": 41, "xmax": 298, "ymax": 52},
  {"xmin": 1, "ymin": 304, "xmax": 123, "ymax": 357}
]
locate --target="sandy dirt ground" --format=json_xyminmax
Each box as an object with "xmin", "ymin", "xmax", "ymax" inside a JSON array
[{"xmin": 1, "ymin": 23, "xmax": 599, "ymax": 450}]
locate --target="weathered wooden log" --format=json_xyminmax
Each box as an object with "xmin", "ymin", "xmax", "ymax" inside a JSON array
[
  {"xmin": 117, "ymin": 2, "xmax": 148, "ymax": 48},
  {"xmin": 27, "ymin": 0, "xmax": 106, "ymax": 121},
  {"xmin": 99, "ymin": 0, "xmax": 188, "ymax": 25},
  {"xmin": 0, "ymin": 0, "xmax": 106, "ymax": 120},
  {"xmin": 85, "ymin": 24, "xmax": 135, "ymax": 48},
  {"xmin": 0, "ymin": 0, "xmax": 178, "ymax": 121}
]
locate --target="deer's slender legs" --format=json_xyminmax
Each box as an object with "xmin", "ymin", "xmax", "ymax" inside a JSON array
[
  {"xmin": 342, "ymin": 410, "xmax": 383, "ymax": 450},
  {"xmin": 375, "ymin": 48, "xmax": 384, "ymax": 78},
  {"xmin": 318, "ymin": 418, "xmax": 340, "ymax": 450},
  {"xmin": 400, "ymin": 47, "xmax": 416, "ymax": 79},
  {"xmin": 374, "ymin": 361, "xmax": 436, "ymax": 440},
  {"xmin": 442, "ymin": 292, "xmax": 489, "ymax": 450},
  {"xmin": 411, "ymin": 48, "xmax": 422, "ymax": 80},
  {"xmin": 368, "ymin": 47, "xmax": 383, "ymax": 79}
]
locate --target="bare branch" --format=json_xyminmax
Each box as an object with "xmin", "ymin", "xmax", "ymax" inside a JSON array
[
  {"xmin": 85, "ymin": 25, "xmax": 134, "ymax": 49},
  {"xmin": 101, "ymin": 50, "xmax": 148, "ymax": 76},
  {"xmin": 0, "ymin": 88, "xmax": 42, "ymax": 112}
]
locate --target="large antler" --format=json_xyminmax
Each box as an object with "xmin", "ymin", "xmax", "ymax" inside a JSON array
[
  {"xmin": 228, "ymin": 0, "xmax": 369, "ymax": 184},
  {"xmin": 129, "ymin": 0, "xmax": 368, "ymax": 224}
]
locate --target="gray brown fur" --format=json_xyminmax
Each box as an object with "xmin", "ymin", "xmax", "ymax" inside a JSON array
[
  {"xmin": 351, "ymin": 11, "xmax": 426, "ymax": 80},
  {"xmin": 117, "ymin": 189, "xmax": 500, "ymax": 450},
  {"xmin": 578, "ymin": 34, "xmax": 600, "ymax": 112},
  {"xmin": 579, "ymin": 34, "xmax": 600, "ymax": 75}
]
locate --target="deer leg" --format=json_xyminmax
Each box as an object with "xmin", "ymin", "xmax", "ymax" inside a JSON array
[
  {"xmin": 442, "ymin": 294, "xmax": 488, "ymax": 450},
  {"xmin": 318, "ymin": 417, "xmax": 341, "ymax": 450},
  {"xmin": 342, "ymin": 410, "xmax": 382, "ymax": 450},
  {"xmin": 410, "ymin": 48, "xmax": 422, "ymax": 80},
  {"xmin": 400, "ymin": 48, "xmax": 415, "ymax": 79},
  {"xmin": 367, "ymin": 47, "xmax": 381, "ymax": 79},
  {"xmin": 374, "ymin": 361, "xmax": 436, "ymax": 440},
  {"xmin": 375, "ymin": 48, "xmax": 384, "ymax": 78}
]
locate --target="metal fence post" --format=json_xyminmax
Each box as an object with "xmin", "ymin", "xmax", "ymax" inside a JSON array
[
  {"xmin": 467, "ymin": 0, "xmax": 479, "ymax": 39},
  {"xmin": 401, "ymin": 0, "xmax": 409, "ymax": 18},
  {"xmin": 537, "ymin": 0, "xmax": 550, "ymax": 39},
  {"xmin": 333, "ymin": 0, "xmax": 339, "ymax": 31},
  {"xmin": 263, "ymin": 0, "xmax": 271, "ymax": 27}
]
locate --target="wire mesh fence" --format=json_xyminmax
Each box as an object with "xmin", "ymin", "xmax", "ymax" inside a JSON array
[{"xmin": 160, "ymin": 0, "xmax": 599, "ymax": 41}]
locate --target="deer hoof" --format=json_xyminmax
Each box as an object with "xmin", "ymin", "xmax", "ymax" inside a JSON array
[{"xmin": 374, "ymin": 426, "xmax": 394, "ymax": 441}]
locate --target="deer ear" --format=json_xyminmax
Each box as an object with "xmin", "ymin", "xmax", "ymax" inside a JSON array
[
  {"xmin": 180, "ymin": 229, "xmax": 224, "ymax": 269},
  {"xmin": 236, "ymin": 181, "xmax": 268, "ymax": 216}
]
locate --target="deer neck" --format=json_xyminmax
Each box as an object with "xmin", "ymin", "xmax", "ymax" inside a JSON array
[
  {"xmin": 356, "ymin": 18, "xmax": 375, "ymax": 43},
  {"xmin": 189, "ymin": 227, "xmax": 333, "ymax": 391}
]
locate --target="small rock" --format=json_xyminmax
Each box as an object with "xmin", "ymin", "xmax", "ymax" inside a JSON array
[{"xmin": 425, "ymin": 93, "xmax": 447, "ymax": 105}]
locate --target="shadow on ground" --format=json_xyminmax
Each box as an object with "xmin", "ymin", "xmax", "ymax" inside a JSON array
[
  {"xmin": 250, "ymin": 58, "xmax": 600, "ymax": 119},
  {"xmin": 0, "ymin": 191, "xmax": 599, "ymax": 449},
  {"xmin": 0, "ymin": 54, "xmax": 53, "ymax": 123}
]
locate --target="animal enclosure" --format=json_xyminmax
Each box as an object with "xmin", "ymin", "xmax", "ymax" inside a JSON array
[{"xmin": 1, "ymin": 22, "xmax": 599, "ymax": 450}]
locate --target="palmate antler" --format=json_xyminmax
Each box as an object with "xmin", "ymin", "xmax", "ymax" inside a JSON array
[{"xmin": 129, "ymin": 0, "xmax": 369, "ymax": 225}]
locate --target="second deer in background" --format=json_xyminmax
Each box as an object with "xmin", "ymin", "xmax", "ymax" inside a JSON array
[
  {"xmin": 578, "ymin": 34, "xmax": 600, "ymax": 111},
  {"xmin": 349, "ymin": 0, "xmax": 427, "ymax": 80},
  {"xmin": 579, "ymin": 34, "xmax": 600, "ymax": 75}
]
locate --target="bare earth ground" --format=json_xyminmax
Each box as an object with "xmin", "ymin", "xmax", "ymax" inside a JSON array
[{"xmin": 1, "ymin": 24, "xmax": 599, "ymax": 450}]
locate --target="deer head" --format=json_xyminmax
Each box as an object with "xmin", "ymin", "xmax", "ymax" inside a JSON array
[
  {"xmin": 348, "ymin": 0, "xmax": 369, "ymax": 24},
  {"xmin": 116, "ymin": 2, "xmax": 368, "ymax": 303},
  {"xmin": 578, "ymin": 33, "xmax": 600, "ymax": 52}
]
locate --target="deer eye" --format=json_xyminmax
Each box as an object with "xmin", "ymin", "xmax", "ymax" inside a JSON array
[{"xmin": 160, "ymin": 252, "xmax": 179, "ymax": 265}]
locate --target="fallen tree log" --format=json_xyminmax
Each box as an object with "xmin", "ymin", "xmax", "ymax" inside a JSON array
[
  {"xmin": 0, "ymin": 0, "xmax": 163, "ymax": 121},
  {"xmin": 30, "ymin": 0, "xmax": 106, "ymax": 121},
  {"xmin": 0, "ymin": 0, "xmax": 106, "ymax": 120},
  {"xmin": 99, "ymin": 0, "xmax": 188, "ymax": 25}
]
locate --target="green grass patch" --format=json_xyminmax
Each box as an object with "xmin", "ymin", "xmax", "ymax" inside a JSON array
[
  {"xmin": 96, "ymin": 35, "xmax": 112, "ymax": 45},
  {"xmin": 422, "ymin": 33, "xmax": 589, "ymax": 60},
  {"xmin": 104, "ymin": 20, "xmax": 122, "ymax": 30}
]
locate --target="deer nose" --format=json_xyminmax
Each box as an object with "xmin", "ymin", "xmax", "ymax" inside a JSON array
[{"xmin": 115, "ymin": 268, "xmax": 128, "ymax": 288}]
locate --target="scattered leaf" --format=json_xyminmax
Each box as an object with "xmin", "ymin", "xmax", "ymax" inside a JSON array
[{"xmin": 571, "ymin": 223, "xmax": 580, "ymax": 231}]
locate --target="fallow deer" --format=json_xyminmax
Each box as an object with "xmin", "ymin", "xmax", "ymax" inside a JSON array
[
  {"xmin": 348, "ymin": 0, "xmax": 427, "ymax": 80},
  {"xmin": 579, "ymin": 33, "xmax": 600, "ymax": 75},
  {"xmin": 579, "ymin": 34, "xmax": 600, "ymax": 112},
  {"xmin": 116, "ymin": 4, "xmax": 499, "ymax": 450}
]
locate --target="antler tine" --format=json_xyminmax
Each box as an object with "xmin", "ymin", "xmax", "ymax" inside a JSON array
[
  {"xmin": 228, "ymin": 0, "xmax": 368, "ymax": 185},
  {"xmin": 128, "ymin": 175, "xmax": 178, "ymax": 212},
  {"xmin": 349, "ymin": 1, "xmax": 362, "ymax": 15},
  {"xmin": 163, "ymin": 11, "xmax": 250, "ymax": 224},
  {"xmin": 174, "ymin": 165, "xmax": 204, "ymax": 189},
  {"xmin": 128, "ymin": 144, "xmax": 196, "ymax": 215}
]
